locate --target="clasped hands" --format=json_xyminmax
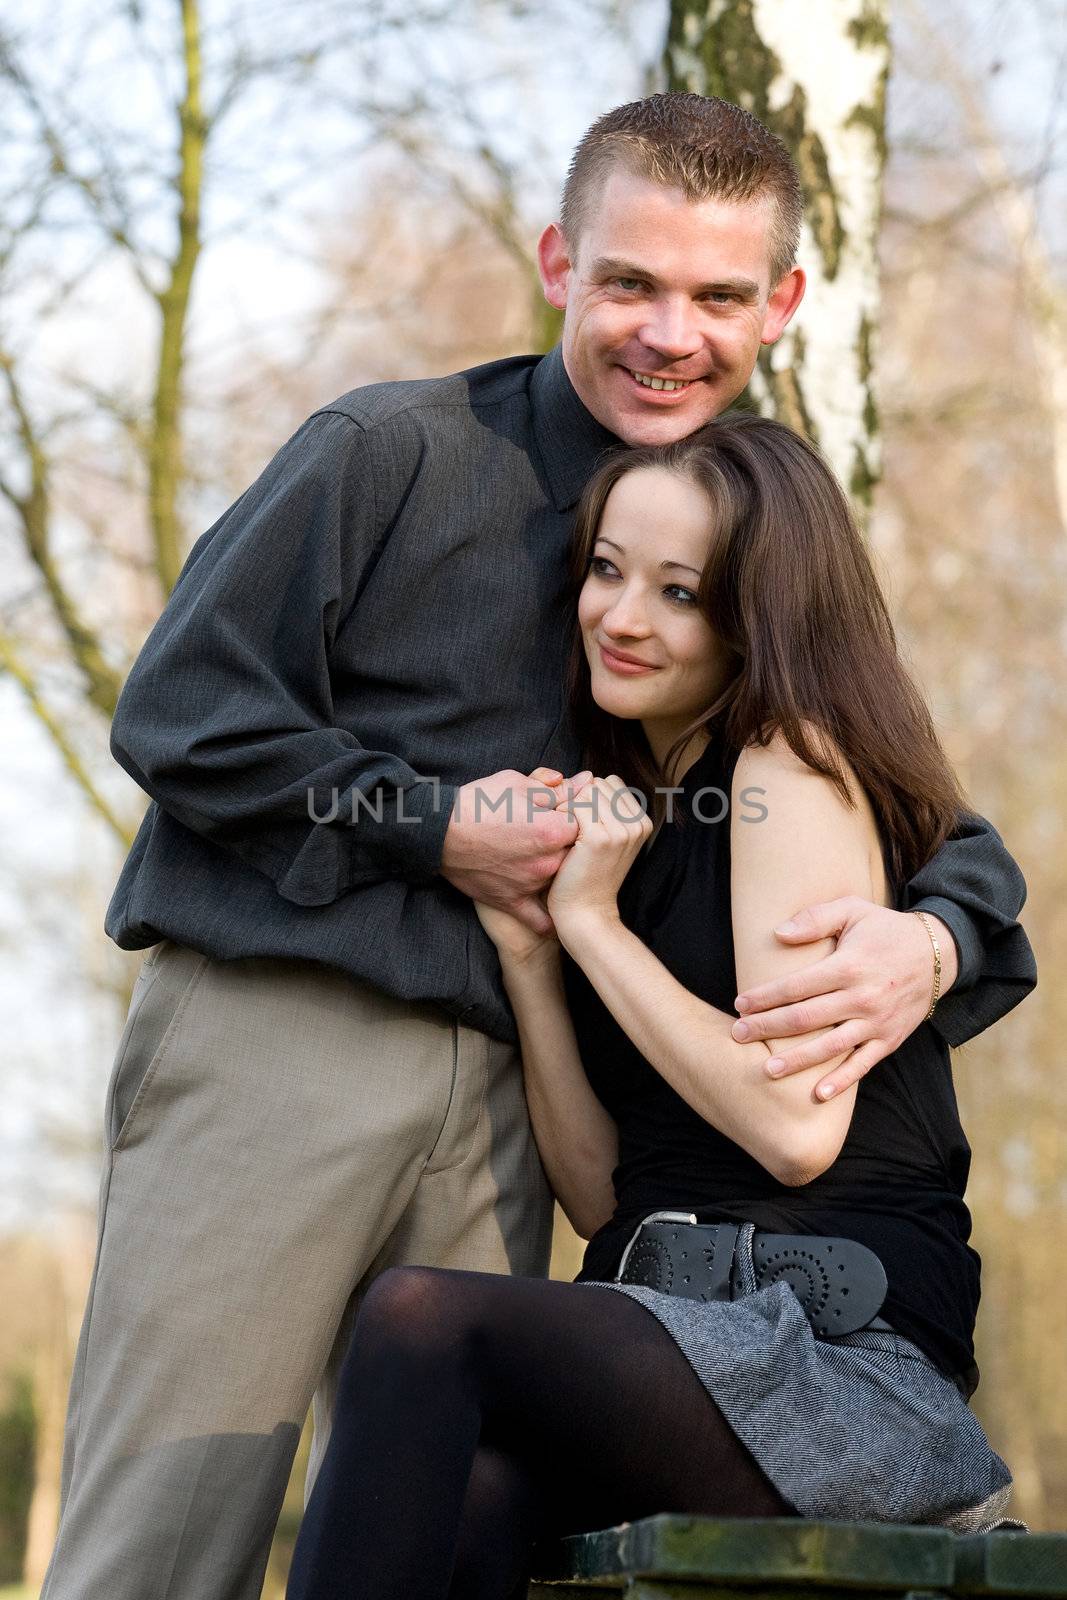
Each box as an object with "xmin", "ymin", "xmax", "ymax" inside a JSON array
[{"xmin": 440, "ymin": 765, "xmax": 954, "ymax": 1100}]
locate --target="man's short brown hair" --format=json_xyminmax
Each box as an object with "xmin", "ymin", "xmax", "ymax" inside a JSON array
[{"xmin": 560, "ymin": 93, "xmax": 803, "ymax": 287}]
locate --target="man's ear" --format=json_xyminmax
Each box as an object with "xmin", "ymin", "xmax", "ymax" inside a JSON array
[
  {"xmin": 537, "ymin": 223, "xmax": 573, "ymax": 311},
  {"xmin": 760, "ymin": 266, "xmax": 806, "ymax": 345}
]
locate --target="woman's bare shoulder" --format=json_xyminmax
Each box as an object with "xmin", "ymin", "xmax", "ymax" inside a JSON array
[{"xmin": 732, "ymin": 724, "xmax": 888, "ymax": 905}]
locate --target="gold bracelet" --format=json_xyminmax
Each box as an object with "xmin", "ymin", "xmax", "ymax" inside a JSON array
[{"xmin": 912, "ymin": 910, "xmax": 942, "ymax": 1020}]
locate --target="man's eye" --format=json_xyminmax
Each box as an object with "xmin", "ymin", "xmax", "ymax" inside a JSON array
[{"xmin": 613, "ymin": 278, "xmax": 644, "ymax": 292}]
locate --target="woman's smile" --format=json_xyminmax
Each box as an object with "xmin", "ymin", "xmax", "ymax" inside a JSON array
[{"xmin": 598, "ymin": 642, "xmax": 660, "ymax": 675}]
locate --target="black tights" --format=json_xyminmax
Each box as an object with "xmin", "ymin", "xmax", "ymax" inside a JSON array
[{"xmin": 286, "ymin": 1265, "xmax": 794, "ymax": 1600}]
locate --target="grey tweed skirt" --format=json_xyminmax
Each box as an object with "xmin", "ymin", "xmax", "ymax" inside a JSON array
[{"xmin": 579, "ymin": 1223, "xmax": 1013, "ymax": 1532}]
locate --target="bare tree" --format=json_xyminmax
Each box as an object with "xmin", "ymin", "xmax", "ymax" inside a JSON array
[
  {"xmin": 875, "ymin": 0, "xmax": 1067, "ymax": 1530},
  {"xmin": 900, "ymin": 0, "xmax": 1067, "ymax": 537},
  {"xmin": 0, "ymin": 0, "xmax": 632, "ymax": 833},
  {"xmin": 0, "ymin": 3, "xmax": 649, "ymax": 1578}
]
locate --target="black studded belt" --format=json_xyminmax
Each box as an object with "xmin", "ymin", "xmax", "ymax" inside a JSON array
[{"xmin": 613, "ymin": 1211, "xmax": 891, "ymax": 1339}]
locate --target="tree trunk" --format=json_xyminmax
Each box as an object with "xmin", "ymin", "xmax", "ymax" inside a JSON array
[
  {"xmin": 149, "ymin": 0, "xmax": 205, "ymax": 595},
  {"xmin": 664, "ymin": 0, "xmax": 889, "ymax": 508}
]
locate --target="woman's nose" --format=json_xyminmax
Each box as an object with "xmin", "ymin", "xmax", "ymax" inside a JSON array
[{"xmin": 602, "ymin": 589, "xmax": 652, "ymax": 637}]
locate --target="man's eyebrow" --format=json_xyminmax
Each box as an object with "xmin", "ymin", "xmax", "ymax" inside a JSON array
[
  {"xmin": 589, "ymin": 257, "xmax": 652, "ymax": 281},
  {"xmin": 595, "ymin": 536, "xmax": 702, "ymax": 578},
  {"xmin": 589, "ymin": 257, "xmax": 761, "ymax": 299}
]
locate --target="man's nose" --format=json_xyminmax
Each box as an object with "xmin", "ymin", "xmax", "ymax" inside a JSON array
[{"xmin": 639, "ymin": 297, "xmax": 702, "ymax": 362}]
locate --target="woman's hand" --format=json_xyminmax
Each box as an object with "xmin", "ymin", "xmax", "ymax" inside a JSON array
[
  {"xmin": 473, "ymin": 766, "xmax": 579, "ymax": 966},
  {"xmin": 547, "ymin": 774, "xmax": 652, "ymax": 946},
  {"xmin": 474, "ymin": 899, "xmax": 559, "ymax": 965}
]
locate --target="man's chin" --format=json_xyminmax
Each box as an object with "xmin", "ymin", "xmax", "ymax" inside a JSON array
[{"xmin": 613, "ymin": 405, "xmax": 721, "ymax": 448}]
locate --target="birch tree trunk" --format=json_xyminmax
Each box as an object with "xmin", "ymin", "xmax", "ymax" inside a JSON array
[{"xmin": 665, "ymin": 0, "xmax": 889, "ymax": 507}]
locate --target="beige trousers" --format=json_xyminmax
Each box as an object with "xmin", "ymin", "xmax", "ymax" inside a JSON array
[{"xmin": 40, "ymin": 940, "xmax": 553, "ymax": 1600}]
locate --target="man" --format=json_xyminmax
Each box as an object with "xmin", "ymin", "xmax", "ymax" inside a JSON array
[{"xmin": 42, "ymin": 93, "xmax": 1034, "ymax": 1599}]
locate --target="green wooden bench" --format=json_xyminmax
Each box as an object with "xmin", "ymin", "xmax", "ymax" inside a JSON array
[{"xmin": 527, "ymin": 1515, "xmax": 1067, "ymax": 1600}]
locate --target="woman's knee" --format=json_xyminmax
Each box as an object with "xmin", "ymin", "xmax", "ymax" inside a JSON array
[{"xmin": 353, "ymin": 1265, "xmax": 471, "ymax": 1366}]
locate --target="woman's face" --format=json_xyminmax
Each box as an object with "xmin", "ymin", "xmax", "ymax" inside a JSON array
[{"xmin": 578, "ymin": 465, "xmax": 729, "ymax": 757}]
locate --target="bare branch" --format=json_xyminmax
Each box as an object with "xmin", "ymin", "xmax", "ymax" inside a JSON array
[
  {"xmin": 0, "ymin": 354, "xmax": 124, "ymax": 719},
  {"xmin": 147, "ymin": 0, "xmax": 205, "ymax": 595},
  {"xmin": 0, "ymin": 37, "xmax": 158, "ymax": 298},
  {"xmin": 903, "ymin": 0, "xmax": 1067, "ymax": 537},
  {"xmin": 0, "ymin": 633, "xmax": 135, "ymax": 848}
]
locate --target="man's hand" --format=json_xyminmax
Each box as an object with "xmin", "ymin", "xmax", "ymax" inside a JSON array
[
  {"xmin": 441, "ymin": 766, "xmax": 590, "ymax": 936},
  {"xmin": 729, "ymin": 897, "xmax": 958, "ymax": 1100}
]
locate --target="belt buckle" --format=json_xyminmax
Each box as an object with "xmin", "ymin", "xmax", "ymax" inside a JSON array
[{"xmin": 614, "ymin": 1210, "xmax": 697, "ymax": 1282}]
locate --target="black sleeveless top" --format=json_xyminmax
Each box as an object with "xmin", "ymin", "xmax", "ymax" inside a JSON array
[{"xmin": 566, "ymin": 735, "xmax": 982, "ymax": 1387}]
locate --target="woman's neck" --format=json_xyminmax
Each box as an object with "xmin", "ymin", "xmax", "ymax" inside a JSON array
[{"xmin": 641, "ymin": 723, "xmax": 711, "ymax": 786}]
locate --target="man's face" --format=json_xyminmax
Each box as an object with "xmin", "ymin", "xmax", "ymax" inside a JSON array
[{"xmin": 538, "ymin": 167, "xmax": 804, "ymax": 446}]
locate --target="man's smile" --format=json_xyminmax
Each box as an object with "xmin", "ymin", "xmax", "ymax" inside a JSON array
[{"xmin": 622, "ymin": 365, "xmax": 703, "ymax": 397}]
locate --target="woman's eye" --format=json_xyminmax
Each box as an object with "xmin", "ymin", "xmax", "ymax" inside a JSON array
[
  {"xmin": 665, "ymin": 584, "xmax": 698, "ymax": 605},
  {"xmin": 589, "ymin": 555, "xmax": 619, "ymax": 577}
]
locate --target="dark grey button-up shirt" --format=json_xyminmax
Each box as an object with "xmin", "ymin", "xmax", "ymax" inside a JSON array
[{"xmin": 106, "ymin": 345, "xmax": 1036, "ymax": 1045}]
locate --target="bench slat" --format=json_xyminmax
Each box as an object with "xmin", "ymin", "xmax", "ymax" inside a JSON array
[
  {"xmin": 534, "ymin": 1516, "xmax": 956, "ymax": 1590},
  {"xmin": 952, "ymin": 1532, "xmax": 1067, "ymax": 1597}
]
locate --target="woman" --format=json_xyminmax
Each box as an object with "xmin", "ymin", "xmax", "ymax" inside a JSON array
[{"xmin": 286, "ymin": 414, "xmax": 1022, "ymax": 1600}]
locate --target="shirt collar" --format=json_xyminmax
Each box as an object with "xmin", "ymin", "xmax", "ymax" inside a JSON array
[{"xmin": 530, "ymin": 343, "xmax": 621, "ymax": 512}]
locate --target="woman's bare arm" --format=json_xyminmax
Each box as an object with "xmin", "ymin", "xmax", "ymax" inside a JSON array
[
  {"xmin": 498, "ymin": 945, "xmax": 619, "ymax": 1240},
  {"xmin": 554, "ymin": 737, "xmax": 887, "ymax": 1186}
]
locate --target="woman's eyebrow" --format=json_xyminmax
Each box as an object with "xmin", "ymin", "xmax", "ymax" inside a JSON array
[{"xmin": 595, "ymin": 537, "xmax": 701, "ymax": 578}]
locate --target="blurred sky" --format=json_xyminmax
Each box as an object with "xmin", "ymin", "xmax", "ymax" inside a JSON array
[{"xmin": 1, "ymin": 0, "xmax": 1064, "ymax": 1233}]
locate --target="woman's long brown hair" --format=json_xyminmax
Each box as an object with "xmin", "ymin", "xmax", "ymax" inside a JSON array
[{"xmin": 566, "ymin": 411, "xmax": 968, "ymax": 891}]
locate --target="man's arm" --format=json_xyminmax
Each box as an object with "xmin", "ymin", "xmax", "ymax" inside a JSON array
[
  {"xmin": 110, "ymin": 409, "xmax": 456, "ymax": 905},
  {"xmin": 905, "ymin": 809, "xmax": 1037, "ymax": 1045},
  {"xmin": 730, "ymin": 809, "xmax": 1037, "ymax": 1096}
]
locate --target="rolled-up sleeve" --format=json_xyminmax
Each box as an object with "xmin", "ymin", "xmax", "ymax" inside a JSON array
[
  {"xmin": 905, "ymin": 811, "xmax": 1037, "ymax": 1047},
  {"xmin": 110, "ymin": 410, "xmax": 456, "ymax": 904}
]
